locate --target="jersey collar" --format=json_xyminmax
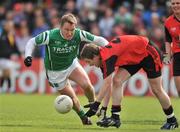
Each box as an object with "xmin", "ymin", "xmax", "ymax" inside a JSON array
[
  {"xmin": 173, "ymin": 15, "xmax": 180, "ymax": 22},
  {"xmin": 59, "ymin": 29, "xmax": 75, "ymax": 40}
]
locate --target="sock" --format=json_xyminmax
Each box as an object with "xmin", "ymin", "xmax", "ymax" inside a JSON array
[
  {"xmin": 99, "ymin": 106, "xmax": 107, "ymax": 118},
  {"xmin": 102, "ymin": 106, "xmax": 107, "ymax": 110},
  {"xmin": 75, "ymin": 107, "xmax": 86, "ymax": 119},
  {"xmin": 0, "ymin": 77, "xmax": 5, "ymax": 87},
  {"xmin": 101, "ymin": 106, "xmax": 107, "ymax": 111},
  {"xmin": 163, "ymin": 105, "xmax": 176, "ymax": 123},
  {"xmin": 178, "ymin": 91, "xmax": 180, "ymax": 97},
  {"xmin": 7, "ymin": 77, "xmax": 11, "ymax": 88},
  {"xmin": 111, "ymin": 105, "xmax": 121, "ymax": 120}
]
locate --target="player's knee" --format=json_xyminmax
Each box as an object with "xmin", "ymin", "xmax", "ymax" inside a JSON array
[
  {"xmin": 113, "ymin": 77, "xmax": 122, "ymax": 89},
  {"xmin": 151, "ymin": 87, "xmax": 163, "ymax": 96},
  {"xmin": 80, "ymin": 81, "xmax": 92, "ymax": 91},
  {"xmin": 71, "ymin": 96, "xmax": 80, "ymax": 106}
]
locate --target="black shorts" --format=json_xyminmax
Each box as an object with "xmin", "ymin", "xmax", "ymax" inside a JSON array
[
  {"xmin": 121, "ymin": 55, "xmax": 161, "ymax": 79},
  {"xmin": 173, "ymin": 52, "xmax": 180, "ymax": 76}
]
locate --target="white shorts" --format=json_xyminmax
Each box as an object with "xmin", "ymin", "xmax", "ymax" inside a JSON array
[
  {"xmin": 46, "ymin": 58, "xmax": 81, "ymax": 90},
  {"xmin": 0, "ymin": 59, "xmax": 18, "ymax": 70}
]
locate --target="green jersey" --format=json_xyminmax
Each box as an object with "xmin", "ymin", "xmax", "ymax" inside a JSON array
[{"xmin": 35, "ymin": 28, "xmax": 97, "ymax": 71}]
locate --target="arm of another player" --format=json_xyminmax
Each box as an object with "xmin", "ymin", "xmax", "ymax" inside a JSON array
[
  {"xmin": 84, "ymin": 74, "xmax": 112, "ymax": 117},
  {"xmin": 163, "ymin": 26, "xmax": 172, "ymax": 64},
  {"xmin": 96, "ymin": 75, "xmax": 112, "ymax": 119},
  {"xmin": 163, "ymin": 42, "xmax": 172, "ymax": 64},
  {"xmin": 80, "ymin": 30, "xmax": 109, "ymax": 46},
  {"xmin": 96, "ymin": 74, "xmax": 112, "ymax": 103}
]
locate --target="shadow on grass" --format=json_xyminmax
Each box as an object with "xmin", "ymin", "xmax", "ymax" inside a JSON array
[
  {"xmin": 123, "ymin": 120, "xmax": 163, "ymax": 125},
  {"xmin": 0, "ymin": 124, "xmax": 33, "ymax": 127},
  {"xmin": 1, "ymin": 120, "xmax": 179, "ymax": 131},
  {"xmin": 0, "ymin": 121, "xmax": 160, "ymax": 130}
]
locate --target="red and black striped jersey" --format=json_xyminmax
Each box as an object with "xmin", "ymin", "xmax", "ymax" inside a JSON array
[
  {"xmin": 99, "ymin": 35, "xmax": 149, "ymax": 78},
  {"xmin": 164, "ymin": 15, "xmax": 180, "ymax": 53}
]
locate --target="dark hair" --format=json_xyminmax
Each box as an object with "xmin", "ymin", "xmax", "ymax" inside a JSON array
[{"xmin": 80, "ymin": 43, "xmax": 100, "ymax": 59}]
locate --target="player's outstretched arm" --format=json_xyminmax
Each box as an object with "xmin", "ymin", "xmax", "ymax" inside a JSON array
[
  {"xmin": 84, "ymin": 75, "xmax": 112, "ymax": 117},
  {"xmin": 24, "ymin": 38, "xmax": 36, "ymax": 67}
]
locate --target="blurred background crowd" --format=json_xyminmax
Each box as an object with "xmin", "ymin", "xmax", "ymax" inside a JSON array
[{"xmin": 0, "ymin": 0, "xmax": 172, "ymax": 58}]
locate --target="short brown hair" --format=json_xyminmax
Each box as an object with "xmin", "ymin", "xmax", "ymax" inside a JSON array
[
  {"xmin": 60, "ymin": 13, "xmax": 77, "ymax": 26},
  {"xmin": 80, "ymin": 43, "xmax": 100, "ymax": 59}
]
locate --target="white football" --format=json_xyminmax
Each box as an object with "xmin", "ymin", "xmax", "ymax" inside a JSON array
[{"xmin": 54, "ymin": 95, "xmax": 73, "ymax": 114}]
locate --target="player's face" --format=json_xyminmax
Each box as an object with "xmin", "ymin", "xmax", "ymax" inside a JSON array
[
  {"xmin": 171, "ymin": 0, "xmax": 180, "ymax": 14},
  {"xmin": 84, "ymin": 56, "xmax": 101, "ymax": 67},
  {"xmin": 61, "ymin": 22, "xmax": 75, "ymax": 40}
]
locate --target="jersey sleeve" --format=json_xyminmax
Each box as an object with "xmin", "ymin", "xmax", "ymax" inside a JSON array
[
  {"xmin": 35, "ymin": 31, "xmax": 50, "ymax": 46},
  {"xmin": 79, "ymin": 30, "xmax": 108, "ymax": 46},
  {"xmin": 25, "ymin": 37, "xmax": 36, "ymax": 57},
  {"xmin": 79, "ymin": 30, "xmax": 95, "ymax": 42}
]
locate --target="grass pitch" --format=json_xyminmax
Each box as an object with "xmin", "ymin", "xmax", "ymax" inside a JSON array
[{"xmin": 0, "ymin": 94, "xmax": 179, "ymax": 132}]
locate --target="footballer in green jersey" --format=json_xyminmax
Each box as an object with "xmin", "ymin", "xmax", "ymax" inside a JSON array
[
  {"xmin": 24, "ymin": 13, "xmax": 110, "ymax": 125},
  {"xmin": 34, "ymin": 28, "xmax": 104, "ymax": 71}
]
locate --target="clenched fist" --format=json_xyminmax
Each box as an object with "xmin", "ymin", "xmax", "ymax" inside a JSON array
[{"xmin": 24, "ymin": 56, "xmax": 32, "ymax": 67}]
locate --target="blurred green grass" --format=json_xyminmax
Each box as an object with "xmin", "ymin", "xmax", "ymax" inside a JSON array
[{"xmin": 0, "ymin": 94, "xmax": 179, "ymax": 132}]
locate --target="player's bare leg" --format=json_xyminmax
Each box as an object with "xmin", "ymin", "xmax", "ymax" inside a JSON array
[
  {"xmin": 96, "ymin": 89, "xmax": 111, "ymax": 125},
  {"xmin": 98, "ymin": 68, "xmax": 131, "ymax": 128},
  {"xmin": 58, "ymin": 82, "xmax": 92, "ymax": 125},
  {"xmin": 149, "ymin": 76, "xmax": 178, "ymax": 130},
  {"xmin": 174, "ymin": 76, "xmax": 180, "ymax": 97},
  {"xmin": 69, "ymin": 65, "xmax": 95, "ymax": 102}
]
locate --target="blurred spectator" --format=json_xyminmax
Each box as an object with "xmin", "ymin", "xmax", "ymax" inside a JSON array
[
  {"xmin": 60, "ymin": 0, "xmax": 78, "ymax": 16},
  {"xmin": 76, "ymin": 7, "xmax": 93, "ymax": 30},
  {"xmin": 76, "ymin": 0, "xmax": 99, "ymax": 11},
  {"xmin": 142, "ymin": 2, "xmax": 163, "ymax": 28},
  {"xmin": 0, "ymin": 5, "xmax": 6, "ymax": 25},
  {"xmin": 0, "ymin": 20, "xmax": 20, "ymax": 91},
  {"xmin": 130, "ymin": 3, "xmax": 146, "ymax": 35},
  {"xmin": 15, "ymin": 20, "xmax": 31, "ymax": 57},
  {"xmin": 5, "ymin": 10, "xmax": 14, "ymax": 21},
  {"xmin": 23, "ymin": 2, "xmax": 35, "ymax": 33},
  {"xmin": 96, "ymin": 3, "xmax": 108, "ymax": 21},
  {"xmin": 149, "ymin": 27, "xmax": 165, "ymax": 52},
  {"xmin": 0, "ymin": 0, "xmax": 171, "ymax": 59},
  {"xmin": 13, "ymin": 3, "xmax": 26, "ymax": 26},
  {"xmin": 89, "ymin": 22, "xmax": 101, "ymax": 36},
  {"xmin": 148, "ymin": 12, "xmax": 164, "ymax": 52},
  {"xmin": 98, "ymin": 7, "xmax": 115, "ymax": 39},
  {"xmin": 46, "ymin": 6, "xmax": 59, "ymax": 28},
  {"xmin": 32, "ymin": 8, "xmax": 49, "ymax": 58},
  {"xmin": 114, "ymin": 5, "xmax": 132, "ymax": 28},
  {"xmin": 111, "ymin": 24, "xmax": 126, "ymax": 37}
]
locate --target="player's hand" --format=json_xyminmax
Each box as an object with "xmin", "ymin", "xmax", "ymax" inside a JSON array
[
  {"xmin": 163, "ymin": 53, "xmax": 171, "ymax": 64},
  {"xmin": 84, "ymin": 101, "xmax": 100, "ymax": 117},
  {"xmin": 24, "ymin": 56, "xmax": 32, "ymax": 67}
]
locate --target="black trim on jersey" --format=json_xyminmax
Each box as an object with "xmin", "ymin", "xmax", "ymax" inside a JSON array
[
  {"xmin": 173, "ymin": 15, "xmax": 180, "ymax": 23},
  {"xmin": 45, "ymin": 70, "xmax": 49, "ymax": 80},
  {"xmin": 148, "ymin": 40, "xmax": 163, "ymax": 60},
  {"xmin": 111, "ymin": 37, "xmax": 121, "ymax": 43},
  {"xmin": 165, "ymin": 26, "xmax": 172, "ymax": 43},
  {"xmin": 44, "ymin": 32, "xmax": 48, "ymax": 42},
  {"xmin": 46, "ymin": 45, "xmax": 53, "ymax": 70},
  {"xmin": 104, "ymin": 55, "xmax": 118, "ymax": 77},
  {"xmin": 105, "ymin": 45, "xmax": 112, "ymax": 48},
  {"xmin": 81, "ymin": 31, "xmax": 86, "ymax": 38}
]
